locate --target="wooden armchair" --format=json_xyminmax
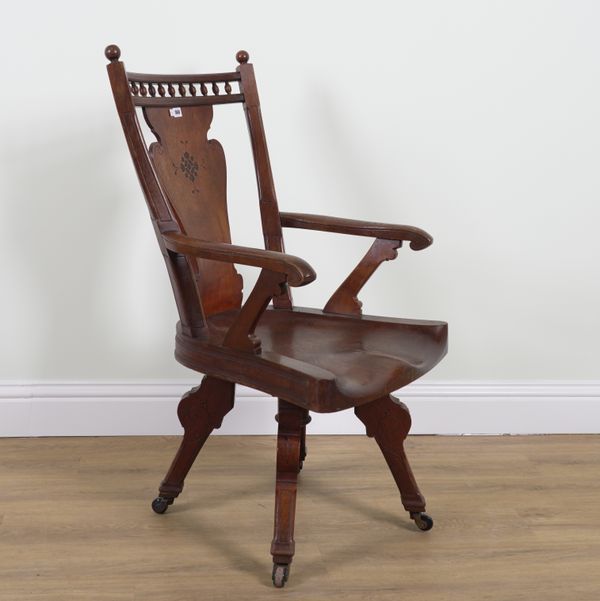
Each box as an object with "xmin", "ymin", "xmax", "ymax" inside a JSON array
[{"xmin": 105, "ymin": 45, "xmax": 448, "ymax": 588}]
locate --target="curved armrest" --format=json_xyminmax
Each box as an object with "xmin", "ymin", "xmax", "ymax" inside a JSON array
[
  {"xmin": 163, "ymin": 232, "xmax": 316, "ymax": 287},
  {"xmin": 280, "ymin": 212, "xmax": 433, "ymax": 250}
]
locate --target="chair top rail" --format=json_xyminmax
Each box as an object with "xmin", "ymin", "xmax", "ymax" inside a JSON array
[{"xmin": 126, "ymin": 71, "xmax": 241, "ymax": 84}]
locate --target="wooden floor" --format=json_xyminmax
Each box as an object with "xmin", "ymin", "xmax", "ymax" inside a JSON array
[{"xmin": 1, "ymin": 435, "xmax": 599, "ymax": 600}]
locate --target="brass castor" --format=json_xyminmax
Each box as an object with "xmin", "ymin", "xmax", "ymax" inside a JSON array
[
  {"xmin": 410, "ymin": 511, "xmax": 434, "ymax": 531},
  {"xmin": 151, "ymin": 496, "xmax": 173, "ymax": 514},
  {"xmin": 272, "ymin": 563, "xmax": 290, "ymax": 588}
]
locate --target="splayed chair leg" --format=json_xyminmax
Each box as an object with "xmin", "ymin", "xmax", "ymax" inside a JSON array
[
  {"xmin": 355, "ymin": 394, "xmax": 433, "ymax": 531},
  {"xmin": 270, "ymin": 399, "xmax": 305, "ymax": 587},
  {"xmin": 151, "ymin": 376, "xmax": 235, "ymax": 514}
]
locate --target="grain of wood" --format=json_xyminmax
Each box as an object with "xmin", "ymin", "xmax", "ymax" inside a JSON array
[{"xmin": 0, "ymin": 435, "xmax": 599, "ymax": 600}]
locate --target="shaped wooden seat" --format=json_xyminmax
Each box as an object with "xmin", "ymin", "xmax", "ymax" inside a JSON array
[
  {"xmin": 105, "ymin": 45, "xmax": 448, "ymax": 588},
  {"xmin": 186, "ymin": 307, "xmax": 447, "ymax": 410}
]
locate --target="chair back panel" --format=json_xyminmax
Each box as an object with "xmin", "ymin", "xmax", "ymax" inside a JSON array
[
  {"xmin": 144, "ymin": 104, "xmax": 243, "ymax": 316},
  {"xmin": 105, "ymin": 46, "xmax": 290, "ymax": 332}
]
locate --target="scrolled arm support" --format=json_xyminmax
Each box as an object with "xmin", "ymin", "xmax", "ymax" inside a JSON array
[
  {"xmin": 324, "ymin": 238, "xmax": 400, "ymax": 315},
  {"xmin": 162, "ymin": 232, "xmax": 316, "ymax": 352},
  {"xmin": 222, "ymin": 268, "xmax": 287, "ymax": 353}
]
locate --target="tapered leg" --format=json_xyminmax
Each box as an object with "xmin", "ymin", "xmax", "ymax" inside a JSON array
[
  {"xmin": 270, "ymin": 400, "xmax": 305, "ymax": 587},
  {"xmin": 151, "ymin": 376, "xmax": 235, "ymax": 513},
  {"xmin": 355, "ymin": 395, "xmax": 433, "ymax": 531}
]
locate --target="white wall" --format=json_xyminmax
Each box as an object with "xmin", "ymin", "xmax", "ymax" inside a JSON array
[{"xmin": 1, "ymin": 1, "xmax": 599, "ymax": 432}]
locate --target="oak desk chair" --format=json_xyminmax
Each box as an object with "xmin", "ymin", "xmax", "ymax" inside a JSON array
[{"xmin": 105, "ymin": 45, "xmax": 447, "ymax": 588}]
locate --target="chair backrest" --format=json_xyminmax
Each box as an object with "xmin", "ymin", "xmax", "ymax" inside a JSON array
[{"xmin": 105, "ymin": 46, "xmax": 291, "ymax": 339}]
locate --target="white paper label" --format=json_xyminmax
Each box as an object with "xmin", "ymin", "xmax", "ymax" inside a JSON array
[{"xmin": 169, "ymin": 107, "xmax": 183, "ymax": 118}]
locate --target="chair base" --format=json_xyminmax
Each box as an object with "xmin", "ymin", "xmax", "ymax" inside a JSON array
[{"xmin": 152, "ymin": 384, "xmax": 431, "ymax": 587}]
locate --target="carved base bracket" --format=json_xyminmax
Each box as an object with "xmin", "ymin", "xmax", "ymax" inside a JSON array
[
  {"xmin": 158, "ymin": 376, "xmax": 235, "ymax": 501},
  {"xmin": 355, "ymin": 395, "xmax": 426, "ymax": 513}
]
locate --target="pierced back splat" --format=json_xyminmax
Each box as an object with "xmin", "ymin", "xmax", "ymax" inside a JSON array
[{"xmin": 144, "ymin": 105, "xmax": 243, "ymax": 316}]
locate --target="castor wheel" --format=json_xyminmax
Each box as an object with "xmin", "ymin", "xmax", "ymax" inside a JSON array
[
  {"xmin": 151, "ymin": 496, "xmax": 173, "ymax": 514},
  {"xmin": 272, "ymin": 563, "xmax": 290, "ymax": 588},
  {"xmin": 410, "ymin": 511, "xmax": 434, "ymax": 531}
]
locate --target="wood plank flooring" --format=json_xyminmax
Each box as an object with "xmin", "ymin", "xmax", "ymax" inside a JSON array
[{"xmin": 0, "ymin": 435, "xmax": 599, "ymax": 600}]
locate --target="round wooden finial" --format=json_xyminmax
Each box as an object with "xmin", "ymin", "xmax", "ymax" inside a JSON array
[
  {"xmin": 236, "ymin": 50, "xmax": 249, "ymax": 64},
  {"xmin": 105, "ymin": 44, "xmax": 121, "ymax": 62}
]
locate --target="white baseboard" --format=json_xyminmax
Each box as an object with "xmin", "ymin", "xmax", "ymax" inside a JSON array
[{"xmin": 1, "ymin": 380, "xmax": 599, "ymax": 437}]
